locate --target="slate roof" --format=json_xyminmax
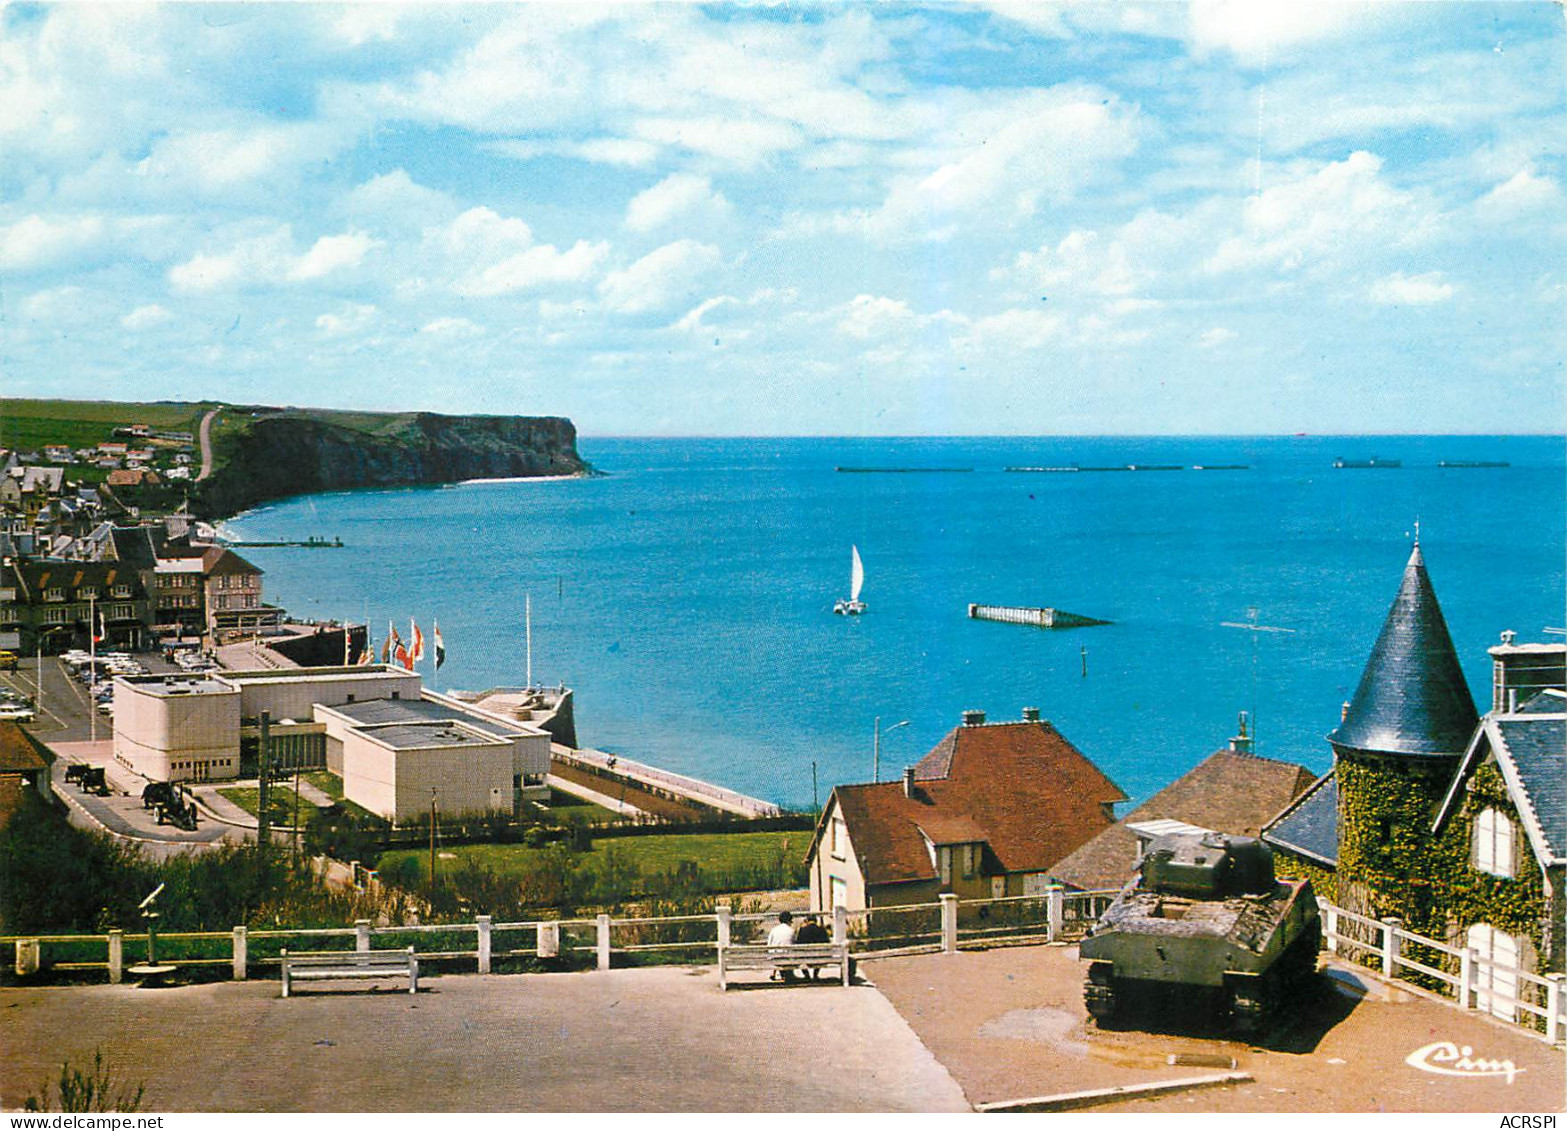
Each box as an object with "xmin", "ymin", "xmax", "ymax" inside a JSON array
[
  {"xmin": 1262, "ymin": 770, "xmax": 1340, "ymax": 867},
  {"xmin": 820, "ymin": 719, "xmax": 1125, "ymax": 887},
  {"xmin": 1050, "ymin": 749, "xmax": 1317, "ymax": 891},
  {"xmin": 1497, "ymin": 713, "xmax": 1566, "ymax": 863},
  {"xmin": 1435, "ymin": 690, "xmax": 1566, "ymax": 867},
  {"xmin": 1329, "ymin": 543, "xmax": 1478, "ymax": 758}
]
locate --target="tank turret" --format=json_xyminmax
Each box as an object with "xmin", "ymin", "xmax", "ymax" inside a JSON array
[{"xmin": 1080, "ymin": 832, "xmax": 1320, "ymax": 1033}]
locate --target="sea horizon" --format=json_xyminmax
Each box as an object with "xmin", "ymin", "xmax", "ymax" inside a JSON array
[{"xmin": 224, "ymin": 433, "xmax": 1565, "ymax": 813}]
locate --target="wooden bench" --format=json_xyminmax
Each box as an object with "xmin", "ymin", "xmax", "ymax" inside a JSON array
[
  {"xmin": 280, "ymin": 947, "xmax": 418, "ymax": 997},
  {"xmin": 717, "ymin": 943, "xmax": 849, "ymax": 991}
]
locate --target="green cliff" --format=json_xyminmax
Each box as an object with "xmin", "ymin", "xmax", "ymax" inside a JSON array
[{"xmin": 194, "ymin": 406, "xmax": 589, "ymax": 519}]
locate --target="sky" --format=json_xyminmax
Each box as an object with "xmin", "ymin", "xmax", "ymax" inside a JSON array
[{"xmin": 1, "ymin": 1, "xmax": 1564, "ymax": 436}]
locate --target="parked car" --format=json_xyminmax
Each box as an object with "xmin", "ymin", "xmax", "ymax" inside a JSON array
[
  {"xmin": 0, "ymin": 650, "xmax": 18, "ymax": 671},
  {"xmin": 0, "ymin": 704, "xmax": 36, "ymax": 722}
]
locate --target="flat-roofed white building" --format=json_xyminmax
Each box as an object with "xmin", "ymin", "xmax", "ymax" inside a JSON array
[
  {"xmin": 113, "ymin": 675, "xmax": 242, "ymax": 782},
  {"xmin": 340, "ymin": 720, "xmax": 514, "ymax": 823},
  {"xmin": 111, "ymin": 664, "xmax": 554, "ymax": 818},
  {"xmin": 315, "ymin": 691, "xmax": 550, "ymax": 809}
]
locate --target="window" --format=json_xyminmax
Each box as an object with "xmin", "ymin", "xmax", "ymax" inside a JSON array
[
  {"xmin": 44, "ymin": 588, "xmax": 65, "ymax": 602},
  {"xmin": 44, "ymin": 607, "xmax": 70, "ymax": 623},
  {"xmin": 961, "ymin": 843, "xmax": 977, "ymax": 879},
  {"xmin": 938, "ymin": 846, "xmax": 952, "ymax": 885},
  {"xmin": 831, "ymin": 817, "xmax": 846, "ymax": 860},
  {"xmin": 112, "ymin": 585, "xmax": 131, "ymax": 598},
  {"xmin": 830, "ymin": 876, "xmax": 848, "ymax": 909},
  {"xmin": 1475, "ymin": 807, "xmax": 1514, "ymax": 878}
]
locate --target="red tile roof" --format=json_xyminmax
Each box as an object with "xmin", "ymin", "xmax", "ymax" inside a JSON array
[
  {"xmin": 823, "ymin": 720, "xmax": 1126, "ymax": 887},
  {"xmin": 1049, "ymin": 748, "xmax": 1317, "ymax": 891}
]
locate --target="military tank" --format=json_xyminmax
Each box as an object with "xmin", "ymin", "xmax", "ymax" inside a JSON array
[{"xmin": 1080, "ymin": 831, "xmax": 1320, "ymax": 1033}]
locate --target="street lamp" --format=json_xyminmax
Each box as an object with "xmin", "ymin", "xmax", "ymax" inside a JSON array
[{"xmin": 873, "ymin": 716, "xmax": 910, "ymax": 784}]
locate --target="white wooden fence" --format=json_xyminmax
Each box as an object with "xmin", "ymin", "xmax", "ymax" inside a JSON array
[
  {"xmin": 7, "ymin": 890, "xmax": 1563, "ymax": 1045},
  {"xmin": 1319, "ymin": 899, "xmax": 1565, "ymax": 1044}
]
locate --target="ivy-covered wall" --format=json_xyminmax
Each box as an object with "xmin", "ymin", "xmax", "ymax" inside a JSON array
[
  {"xmin": 1336, "ymin": 752, "xmax": 1457, "ymax": 934},
  {"xmin": 1427, "ymin": 759, "xmax": 1547, "ymax": 957},
  {"xmin": 1335, "ymin": 751, "xmax": 1550, "ymax": 966},
  {"xmin": 1272, "ymin": 850, "xmax": 1336, "ymax": 903}
]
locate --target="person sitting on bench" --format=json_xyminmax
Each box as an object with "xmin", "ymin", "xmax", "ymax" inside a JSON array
[
  {"xmin": 767, "ymin": 911, "xmax": 798, "ymax": 982},
  {"xmin": 794, "ymin": 914, "xmax": 830, "ymax": 980}
]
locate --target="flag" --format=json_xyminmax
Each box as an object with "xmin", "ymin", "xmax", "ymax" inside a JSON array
[
  {"xmin": 357, "ymin": 638, "xmax": 373, "ymax": 666},
  {"xmin": 433, "ymin": 621, "xmax": 446, "ymax": 670},
  {"xmin": 410, "ymin": 619, "xmax": 426, "ymax": 664},
  {"xmin": 93, "ymin": 610, "xmax": 106, "ymax": 644},
  {"xmin": 390, "ymin": 622, "xmax": 409, "ymax": 670},
  {"xmin": 380, "ymin": 625, "xmax": 392, "ymax": 664},
  {"xmin": 394, "ymin": 641, "xmax": 411, "ymax": 669}
]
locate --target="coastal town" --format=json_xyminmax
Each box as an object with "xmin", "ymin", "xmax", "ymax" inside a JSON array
[{"xmin": 0, "ymin": 399, "xmax": 1562, "ymax": 1114}]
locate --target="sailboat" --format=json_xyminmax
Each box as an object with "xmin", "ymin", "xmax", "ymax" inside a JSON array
[{"xmin": 834, "ymin": 545, "xmax": 867, "ymax": 616}]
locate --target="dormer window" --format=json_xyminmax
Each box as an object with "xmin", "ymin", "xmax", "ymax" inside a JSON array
[
  {"xmin": 44, "ymin": 588, "xmax": 65, "ymax": 602},
  {"xmin": 112, "ymin": 585, "xmax": 132, "ymax": 598},
  {"xmin": 1474, "ymin": 807, "xmax": 1514, "ymax": 878}
]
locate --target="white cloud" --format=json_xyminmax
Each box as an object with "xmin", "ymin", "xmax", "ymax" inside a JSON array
[
  {"xmin": 168, "ymin": 227, "xmax": 293, "ymax": 293},
  {"xmin": 169, "ymin": 226, "xmax": 378, "ymax": 292},
  {"xmin": 419, "ymin": 316, "xmax": 484, "ymax": 337},
  {"xmin": 0, "ymin": 214, "xmax": 105, "ymax": 272},
  {"xmin": 290, "ymin": 232, "xmax": 379, "ymax": 281},
  {"xmin": 672, "ymin": 296, "xmax": 737, "ymax": 334},
  {"xmin": 599, "ymin": 240, "xmax": 722, "ymax": 314},
  {"xmin": 625, "ymin": 174, "xmax": 731, "ymax": 234},
  {"xmin": 962, "ymin": 307, "xmax": 1063, "ymax": 350},
  {"xmin": 343, "ymin": 170, "xmax": 459, "ymax": 232},
  {"xmin": 121, "ymin": 303, "xmax": 171, "ymax": 330},
  {"xmin": 315, "ymin": 303, "xmax": 378, "ymax": 336},
  {"xmin": 1206, "ymin": 152, "xmax": 1432, "ymax": 276},
  {"xmin": 1198, "ymin": 326, "xmax": 1237, "ymax": 349},
  {"xmin": 1475, "ymin": 168, "xmax": 1564, "ymax": 222},
  {"xmin": 486, "ymin": 137, "xmax": 662, "ymax": 168},
  {"xmin": 19, "ymin": 286, "xmax": 86, "ymax": 321},
  {"xmin": 1368, "ymin": 272, "xmax": 1454, "ymax": 306},
  {"xmin": 836, "ymin": 294, "xmax": 917, "ymax": 339},
  {"xmin": 457, "ymin": 240, "xmax": 609, "ymax": 297},
  {"xmin": 851, "ymin": 90, "xmax": 1138, "ymax": 240},
  {"xmin": 1187, "ymin": 1, "xmax": 1397, "ymax": 65}
]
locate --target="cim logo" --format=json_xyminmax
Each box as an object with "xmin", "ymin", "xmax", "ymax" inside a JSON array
[{"xmin": 1405, "ymin": 1040, "xmax": 1526, "ymax": 1084}]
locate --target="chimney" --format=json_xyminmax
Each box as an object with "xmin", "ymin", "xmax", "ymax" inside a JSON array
[
  {"xmin": 1021, "ymin": 707, "xmax": 1040, "ymax": 723},
  {"xmin": 1341, "ymin": 701, "xmax": 1352, "ymax": 722},
  {"xmin": 902, "ymin": 767, "xmax": 916, "ymax": 799},
  {"xmin": 962, "ymin": 709, "xmax": 985, "ymax": 727},
  {"xmin": 1489, "ymin": 630, "xmax": 1567, "ymax": 712}
]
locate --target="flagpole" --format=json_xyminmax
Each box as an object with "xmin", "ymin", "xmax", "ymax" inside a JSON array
[
  {"xmin": 525, "ymin": 592, "xmax": 532, "ymax": 690},
  {"xmin": 88, "ymin": 588, "xmax": 97, "ymax": 748}
]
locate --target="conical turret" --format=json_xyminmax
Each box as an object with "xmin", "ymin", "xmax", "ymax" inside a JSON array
[{"xmin": 1328, "ymin": 542, "xmax": 1477, "ymax": 757}]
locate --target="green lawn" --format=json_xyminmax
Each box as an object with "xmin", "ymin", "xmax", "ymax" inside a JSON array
[
  {"xmin": 0, "ymin": 398, "xmax": 214, "ymax": 453},
  {"xmin": 379, "ymin": 829, "xmax": 806, "ymax": 894},
  {"xmin": 545, "ymin": 788, "xmax": 617, "ymax": 823},
  {"xmin": 219, "ymin": 782, "xmax": 322, "ymax": 827},
  {"xmin": 302, "ymin": 770, "xmax": 344, "ymax": 801}
]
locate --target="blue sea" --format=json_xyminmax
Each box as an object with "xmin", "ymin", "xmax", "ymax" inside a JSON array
[{"xmin": 222, "ymin": 436, "xmax": 1564, "ymax": 812}]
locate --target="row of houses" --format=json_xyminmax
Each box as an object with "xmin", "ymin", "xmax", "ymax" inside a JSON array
[
  {"xmin": 0, "ymin": 522, "xmax": 280, "ymax": 653},
  {"xmin": 803, "ymin": 544, "xmax": 1564, "ymax": 989}
]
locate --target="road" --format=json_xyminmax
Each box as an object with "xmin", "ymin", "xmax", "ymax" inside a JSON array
[{"xmin": 195, "ymin": 407, "xmax": 218, "ymax": 481}]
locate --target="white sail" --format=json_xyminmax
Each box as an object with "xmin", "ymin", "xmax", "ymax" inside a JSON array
[{"xmin": 850, "ymin": 545, "xmax": 865, "ymax": 602}]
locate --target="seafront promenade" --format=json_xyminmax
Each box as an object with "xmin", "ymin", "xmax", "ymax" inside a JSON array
[{"xmin": 3, "ymin": 947, "xmax": 1559, "ymax": 1113}]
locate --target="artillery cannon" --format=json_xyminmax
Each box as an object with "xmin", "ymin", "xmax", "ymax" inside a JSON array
[
  {"xmin": 1080, "ymin": 832, "xmax": 1320, "ymax": 1034},
  {"xmin": 155, "ymin": 786, "xmax": 200, "ymax": 831},
  {"xmin": 142, "ymin": 781, "xmax": 175, "ymax": 810}
]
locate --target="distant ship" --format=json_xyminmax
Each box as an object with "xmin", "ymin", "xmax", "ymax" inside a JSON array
[
  {"xmin": 1438, "ymin": 459, "xmax": 1509, "ymax": 468},
  {"xmin": 834, "ymin": 545, "xmax": 867, "ymax": 616},
  {"xmin": 1333, "ymin": 457, "xmax": 1402, "ymax": 469}
]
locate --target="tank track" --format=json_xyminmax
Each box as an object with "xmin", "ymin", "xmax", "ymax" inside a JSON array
[{"xmin": 1084, "ymin": 962, "xmax": 1117, "ymax": 1022}]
